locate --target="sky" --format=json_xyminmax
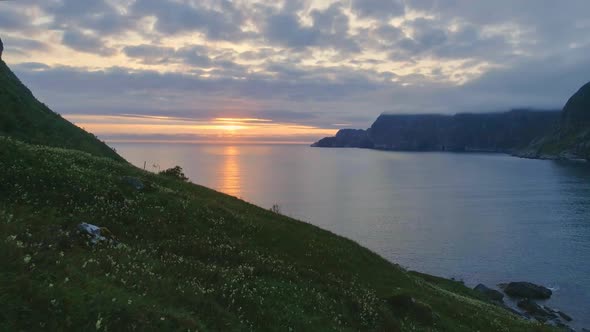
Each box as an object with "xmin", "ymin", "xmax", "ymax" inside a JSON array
[{"xmin": 2, "ymin": 0, "xmax": 590, "ymax": 143}]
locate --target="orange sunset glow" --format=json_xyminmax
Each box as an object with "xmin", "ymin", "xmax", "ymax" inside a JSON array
[{"xmin": 65, "ymin": 114, "xmax": 337, "ymax": 143}]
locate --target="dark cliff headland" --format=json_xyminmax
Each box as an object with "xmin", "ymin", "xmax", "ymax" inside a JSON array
[{"xmin": 313, "ymin": 82, "xmax": 590, "ymax": 161}]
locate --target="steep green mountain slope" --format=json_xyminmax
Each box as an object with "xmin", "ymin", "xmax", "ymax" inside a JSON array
[
  {"xmin": 0, "ymin": 137, "xmax": 553, "ymax": 331},
  {"xmin": 562, "ymin": 82, "xmax": 590, "ymax": 130},
  {"xmin": 517, "ymin": 82, "xmax": 590, "ymax": 161},
  {"xmin": 0, "ymin": 58, "xmax": 123, "ymax": 161}
]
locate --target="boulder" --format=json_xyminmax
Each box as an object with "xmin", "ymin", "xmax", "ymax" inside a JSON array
[
  {"xmin": 557, "ymin": 310, "xmax": 572, "ymax": 322},
  {"xmin": 500, "ymin": 282, "xmax": 552, "ymax": 299},
  {"xmin": 474, "ymin": 284, "xmax": 504, "ymax": 302},
  {"xmin": 517, "ymin": 299, "xmax": 556, "ymax": 322},
  {"xmin": 544, "ymin": 306, "xmax": 573, "ymax": 322},
  {"xmin": 78, "ymin": 222, "xmax": 116, "ymax": 245}
]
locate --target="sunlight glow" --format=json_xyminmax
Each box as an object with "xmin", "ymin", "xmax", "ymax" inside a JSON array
[{"xmin": 65, "ymin": 114, "xmax": 337, "ymax": 143}]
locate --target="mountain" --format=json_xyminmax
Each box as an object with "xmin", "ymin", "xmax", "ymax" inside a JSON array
[
  {"xmin": 0, "ymin": 40, "xmax": 123, "ymax": 161},
  {"xmin": 520, "ymin": 82, "xmax": 590, "ymax": 160},
  {"xmin": 314, "ymin": 81, "xmax": 590, "ymax": 162},
  {"xmin": 313, "ymin": 110, "xmax": 560, "ymax": 153}
]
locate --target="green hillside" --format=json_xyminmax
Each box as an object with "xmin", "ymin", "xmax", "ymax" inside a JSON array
[
  {"xmin": 523, "ymin": 82, "xmax": 590, "ymax": 160},
  {"xmin": 0, "ymin": 59, "xmax": 123, "ymax": 161},
  {"xmin": 0, "ymin": 137, "xmax": 553, "ymax": 331}
]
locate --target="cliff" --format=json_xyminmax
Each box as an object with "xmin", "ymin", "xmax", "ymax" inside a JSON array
[
  {"xmin": 313, "ymin": 110, "xmax": 560, "ymax": 153},
  {"xmin": 311, "ymin": 128, "xmax": 373, "ymax": 148}
]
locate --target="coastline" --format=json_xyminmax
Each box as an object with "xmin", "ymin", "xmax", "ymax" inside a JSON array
[{"xmin": 311, "ymin": 143, "xmax": 589, "ymax": 163}]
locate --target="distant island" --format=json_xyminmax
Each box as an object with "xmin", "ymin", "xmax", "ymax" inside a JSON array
[{"xmin": 313, "ymin": 82, "xmax": 590, "ymax": 162}]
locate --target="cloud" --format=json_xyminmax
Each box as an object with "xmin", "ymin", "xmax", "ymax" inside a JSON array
[
  {"xmin": 0, "ymin": 7, "xmax": 31, "ymax": 31},
  {"xmin": 132, "ymin": 0, "xmax": 246, "ymax": 40},
  {"xmin": 351, "ymin": 0, "xmax": 405, "ymax": 19},
  {"xmin": 264, "ymin": 13, "xmax": 320, "ymax": 48},
  {"xmin": 2, "ymin": 36, "xmax": 50, "ymax": 54},
  {"xmin": 1, "ymin": 0, "xmax": 590, "ymax": 140},
  {"xmin": 61, "ymin": 29, "xmax": 116, "ymax": 56},
  {"xmin": 261, "ymin": 3, "xmax": 359, "ymax": 52}
]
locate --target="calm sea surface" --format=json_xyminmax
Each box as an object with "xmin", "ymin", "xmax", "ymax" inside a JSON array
[{"xmin": 112, "ymin": 142, "xmax": 590, "ymax": 328}]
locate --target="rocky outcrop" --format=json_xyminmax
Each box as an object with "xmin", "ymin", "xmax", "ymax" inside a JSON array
[
  {"xmin": 517, "ymin": 299, "xmax": 557, "ymax": 322},
  {"xmin": 473, "ymin": 284, "xmax": 504, "ymax": 302},
  {"xmin": 500, "ymin": 282, "xmax": 552, "ymax": 299},
  {"xmin": 0, "ymin": 36, "xmax": 4, "ymax": 59}
]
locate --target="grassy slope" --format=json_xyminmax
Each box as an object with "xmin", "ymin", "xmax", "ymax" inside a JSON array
[
  {"xmin": 0, "ymin": 137, "xmax": 553, "ymax": 331},
  {"xmin": 534, "ymin": 82, "xmax": 590, "ymax": 160},
  {"xmin": 0, "ymin": 60, "xmax": 124, "ymax": 161}
]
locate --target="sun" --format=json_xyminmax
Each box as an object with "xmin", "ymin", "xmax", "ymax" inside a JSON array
[{"xmin": 219, "ymin": 124, "xmax": 246, "ymax": 132}]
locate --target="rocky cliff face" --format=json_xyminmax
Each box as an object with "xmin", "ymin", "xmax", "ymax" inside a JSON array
[
  {"xmin": 313, "ymin": 110, "xmax": 560, "ymax": 152},
  {"xmin": 371, "ymin": 111, "xmax": 560, "ymax": 152}
]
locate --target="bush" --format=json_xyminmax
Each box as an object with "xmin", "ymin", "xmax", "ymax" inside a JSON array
[{"xmin": 159, "ymin": 166, "xmax": 188, "ymax": 181}]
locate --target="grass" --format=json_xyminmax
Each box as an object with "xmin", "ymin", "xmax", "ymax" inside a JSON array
[
  {"xmin": 0, "ymin": 137, "xmax": 557, "ymax": 331},
  {"xmin": 536, "ymin": 129, "xmax": 590, "ymax": 159},
  {"xmin": 0, "ymin": 60, "xmax": 123, "ymax": 161}
]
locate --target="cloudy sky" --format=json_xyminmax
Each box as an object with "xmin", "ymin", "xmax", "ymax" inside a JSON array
[{"xmin": 2, "ymin": 0, "xmax": 590, "ymax": 142}]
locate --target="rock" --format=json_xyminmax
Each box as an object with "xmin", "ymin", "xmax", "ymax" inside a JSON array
[
  {"xmin": 517, "ymin": 299, "xmax": 557, "ymax": 322},
  {"xmin": 501, "ymin": 282, "xmax": 552, "ymax": 299},
  {"xmin": 474, "ymin": 284, "xmax": 504, "ymax": 302},
  {"xmin": 386, "ymin": 294, "xmax": 435, "ymax": 326},
  {"xmin": 78, "ymin": 222, "xmax": 115, "ymax": 245},
  {"xmin": 555, "ymin": 310, "xmax": 572, "ymax": 322},
  {"xmin": 542, "ymin": 305, "xmax": 574, "ymax": 322},
  {"xmin": 122, "ymin": 176, "xmax": 144, "ymax": 190},
  {"xmin": 0, "ymin": 37, "xmax": 3, "ymax": 59}
]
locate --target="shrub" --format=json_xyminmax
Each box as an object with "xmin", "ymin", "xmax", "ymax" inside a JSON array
[{"xmin": 159, "ymin": 165, "xmax": 188, "ymax": 181}]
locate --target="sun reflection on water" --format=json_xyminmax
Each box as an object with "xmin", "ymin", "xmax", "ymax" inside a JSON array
[{"xmin": 220, "ymin": 146, "xmax": 241, "ymax": 197}]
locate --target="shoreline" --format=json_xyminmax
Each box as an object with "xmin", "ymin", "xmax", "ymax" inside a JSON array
[{"xmin": 311, "ymin": 144, "xmax": 589, "ymax": 163}]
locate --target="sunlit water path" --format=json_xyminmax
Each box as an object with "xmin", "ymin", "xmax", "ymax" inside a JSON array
[{"xmin": 112, "ymin": 142, "xmax": 590, "ymax": 328}]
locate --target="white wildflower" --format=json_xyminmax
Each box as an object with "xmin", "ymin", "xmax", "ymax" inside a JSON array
[{"xmin": 96, "ymin": 315, "xmax": 103, "ymax": 330}]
